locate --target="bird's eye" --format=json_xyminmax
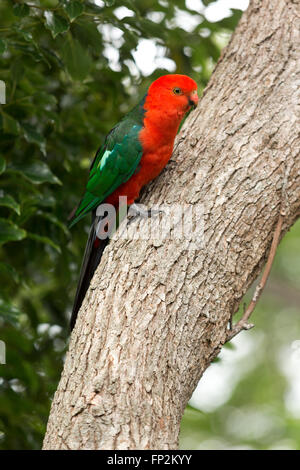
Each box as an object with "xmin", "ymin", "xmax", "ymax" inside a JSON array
[{"xmin": 173, "ymin": 87, "xmax": 182, "ymax": 95}]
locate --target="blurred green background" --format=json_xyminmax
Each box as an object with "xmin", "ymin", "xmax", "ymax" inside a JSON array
[{"xmin": 0, "ymin": 0, "xmax": 299, "ymax": 450}]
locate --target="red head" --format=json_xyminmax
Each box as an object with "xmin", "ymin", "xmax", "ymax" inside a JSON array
[
  {"xmin": 146, "ymin": 74, "xmax": 198, "ymax": 114},
  {"xmin": 140, "ymin": 74, "xmax": 198, "ymax": 154},
  {"xmin": 143, "ymin": 74, "xmax": 198, "ymax": 140}
]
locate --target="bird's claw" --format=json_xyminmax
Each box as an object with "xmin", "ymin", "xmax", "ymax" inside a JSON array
[{"xmin": 127, "ymin": 203, "xmax": 164, "ymax": 224}]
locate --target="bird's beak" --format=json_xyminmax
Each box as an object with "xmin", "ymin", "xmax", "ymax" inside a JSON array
[{"xmin": 188, "ymin": 92, "xmax": 199, "ymax": 109}]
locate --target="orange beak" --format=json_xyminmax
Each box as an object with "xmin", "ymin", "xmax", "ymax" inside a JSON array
[{"xmin": 188, "ymin": 91, "xmax": 199, "ymax": 109}]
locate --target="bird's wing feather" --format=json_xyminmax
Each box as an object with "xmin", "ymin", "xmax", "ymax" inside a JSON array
[{"xmin": 70, "ymin": 122, "xmax": 143, "ymax": 227}]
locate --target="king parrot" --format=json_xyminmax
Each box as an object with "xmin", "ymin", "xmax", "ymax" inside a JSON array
[{"xmin": 70, "ymin": 74, "xmax": 198, "ymax": 330}]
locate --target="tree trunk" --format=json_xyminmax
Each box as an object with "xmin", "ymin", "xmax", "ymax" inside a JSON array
[{"xmin": 43, "ymin": 0, "xmax": 300, "ymax": 450}]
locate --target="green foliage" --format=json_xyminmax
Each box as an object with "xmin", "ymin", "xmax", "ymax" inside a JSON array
[
  {"xmin": 64, "ymin": 1, "xmax": 84, "ymax": 22},
  {"xmin": 180, "ymin": 220, "xmax": 300, "ymax": 450},
  {"xmin": 0, "ymin": 0, "xmax": 242, "ymax": 449}
]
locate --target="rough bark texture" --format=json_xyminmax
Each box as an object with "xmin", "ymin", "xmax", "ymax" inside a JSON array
[{"xmin": 43, "ymin": 0, "xmax": 300, "ymax": 450}]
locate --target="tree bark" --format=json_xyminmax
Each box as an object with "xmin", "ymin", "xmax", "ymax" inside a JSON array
[{"xmin": 43, "ymin": 0, "xmax": 300, "ymax": 450}]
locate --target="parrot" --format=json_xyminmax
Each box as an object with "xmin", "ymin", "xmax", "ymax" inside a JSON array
[{"xmin": 70, "ymin": 74, "xmax": 198, "ymax": 330}]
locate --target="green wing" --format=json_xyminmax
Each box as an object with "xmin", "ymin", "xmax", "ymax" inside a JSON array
[{"xmin": 70, "ymin": 122, "xmax": 143, "ymax": 227}]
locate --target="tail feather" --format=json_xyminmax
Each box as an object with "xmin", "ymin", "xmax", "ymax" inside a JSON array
[{"xmin": 70, "ymin": 212, "xmax": 109, "ymax": 331}]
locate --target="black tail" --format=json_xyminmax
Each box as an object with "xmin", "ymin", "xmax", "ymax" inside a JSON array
[{"xmin": 70, "ymin": 212, "xmax": 109, "ymax": 331}]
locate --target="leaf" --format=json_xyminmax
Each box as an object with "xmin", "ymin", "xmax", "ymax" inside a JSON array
[
  {"xmin": 33, "ymin": 92, "xmax": 57, "ymax": 107},
  {"xmin": 0, "ymin": 262, "xmax": 20, "ymax": 284},
  {"xmin": 1, "ymin": 113, "xmax": 20, "ymax": 135},
  {"xmin": 71, "ymin": 20, "xmax": 103, "ymax": 53},
  {"xmin": 0, "ymin": 218, "xmax": 26, "ymax": 245},
  {"xmin": 0, "ymin": 192, "xmax": 20, "ymax": 215},
  {"xmin": 126, "ymin": 18, "xmax": 163, "ymax": 38},
  {"xmin": 9, "ymin": 162, "xmax": 62, "ymax": 185},
  {"xmin": 211, "ymin": 356, "xmax": 221, "ymax": 363},
  {"xmin": 44, "ymin": 11, "xmax": 70, "ymax": 38},
  {"xmin": 219, "ymin": 9, "xmax": 242, "ymax": 30},
  {"xmin": 12, "ymin": 25, "xmax": 37, "ymax": 45},
  {"xmin": 0, "ymin": 299, "xmax": 23, "ymax": 326},
  {"xmin": 64, "ymin": 1, "xmax": 84, "ymax": 22},
  {"xmin": 13, "ymin": 3, "xmax": 30, "ymax": 18},
  {"xmin": 0, "ymin": 156, "xmax": 6, "ymax": 175},
  {"xmin": 10, "ymin": 58, "xmax": 25, "ymax": 83},
  {"xmin": 22, "ymin": 123, "xmax": 47, "ymax": 156},
  {"xmin": 10, "ymin": 43, "xmax": 45, "ymax": 63},
  {"xmin": 27, "ymin": 232, "xmax": 61, "ymax": 253},
  {"xmin": 36, "ymin": 211, "xmax": 69, "ymax": 236},
  {"xmin": 23, "ymin": 194, "xmax": 56, "ymax": 208},
  {"xmin": 201, "ymin": 0, "xmax": 216, "ymax": 5},
  {"xmin": 223, "ymin": 341, "xmax": 236, "ymax": 350},
  {"xmin": 0, "ymin": 39, "xmax": 7, "ymax": 55},
  {"xmin": 62, "ymin": 37, "xmax": 92, "ymax": 80}
]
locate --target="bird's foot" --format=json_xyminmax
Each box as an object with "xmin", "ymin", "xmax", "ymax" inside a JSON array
[{"xmin": 128, "ymin": 203, "xmax": 164, "ymax": 224}]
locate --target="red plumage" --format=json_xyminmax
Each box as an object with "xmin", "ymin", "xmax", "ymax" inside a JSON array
[
  {"xmin": 105, "ymin": 74, "xmax": 198, "ymax": 206},
  {"xmin": 70, "ymin": 75, "xmax": 198, "ymax": 330}
]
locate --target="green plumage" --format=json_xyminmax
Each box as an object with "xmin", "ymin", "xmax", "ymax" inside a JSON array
[{"xmin": 70, "ymin": 96, "xmax": 146, "ymax": 227}]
